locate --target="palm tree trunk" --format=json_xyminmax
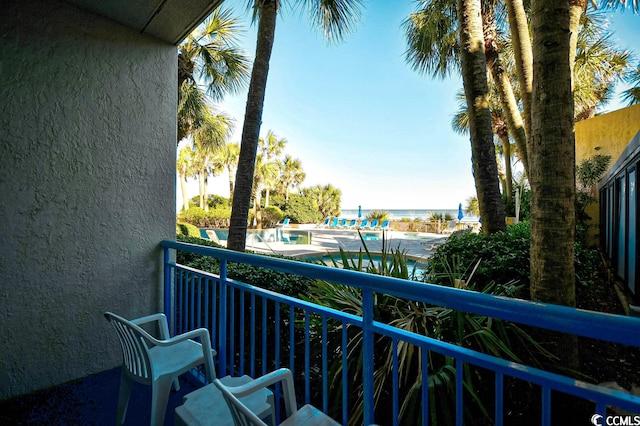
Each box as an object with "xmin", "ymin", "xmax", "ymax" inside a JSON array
[
  {"xmin": 227, "ymin": 169, "xmax": 235, "ymax": 206},
  {"xmin": 203, "ymin": 175, "xmax": 209, "ymax": 212},
  {"xmin": 199, "ymin": 171, "xmax": 205, "ymax": 209},
  {"xmin": 530, "ymin": 0, "xmax": 578, "ymax": 370},
  {"xmin": 228, "ymin": 0, "xmax": 277, "ymax": 251},
  {"xmin": 179, "ymin": 173, "xmax": 190, "ymax": 212},
  {"xmin": 254, "ymin": 187, "xmax": 263, "ymax": 230},
  {"xmin": 457, "ymin": 0, "xmax": 506, "ymax": 235},
  {"xmin": 569, "ymin": 0, "xmax": 587, "ymax": 77},
  {"xmin": 505, "ymin": 0, "xmax": 533, "ymax": 177},
  {"xmin": 499, "ymin": 133, "xmax": 513, "ymax": 202},
  {"xmin": 483, "ymin": 7, "xmax": 528, "ymax": 180}
]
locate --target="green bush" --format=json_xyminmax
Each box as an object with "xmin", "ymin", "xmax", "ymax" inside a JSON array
[
  {"xmin": 305, "ymin": 233, "xmax": 551, "ymax": 425},
  {"xmin": 427, "ymin": 222, "xmax": 532, "ymax": 294},
  {"xmin": 260, "ymin": 206, "xmax": 284, "ymax": 228},
  {"xmin": 503, "ymin": 189, "xmax": 531, "ymax": 221},
  {"xmin": 176, "ymin": 222, "xmax": 201, "ymax": 238},
  {"xmin": 175, "ymin": 234, "xmax": 314, "ymax": 296},
  {"xmin": 178, "ymin": 207, "xmax": 231, "ymax": 228},
  {"xmin": 426, "ymin": 221, "xmax": 602, "ymax": 295},
  {"xmin": 430, "ymin": 211, "xmax": 454, "ymax": 221},
  {"xmin": 279, "ymin": 194, "xmax": 322, "ymax": 224},
  {"xmin": 366, "ymin": 210, "xmax": 389, "ymax": 221},
  {"xmin": 190, "ymin": 194, "xmax": 230, "ymax": 209}
]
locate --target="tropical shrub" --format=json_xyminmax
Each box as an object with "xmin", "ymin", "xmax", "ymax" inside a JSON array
[
  {"xmin": 259, "ymin": 205, "xmax": 284, "ymax": 228},
  {"xmin": 176, "ymin": 221, "xmax": 201, "ymax": 238},
  {"xmin": 427, "ymin": 221, "xmax": 602, "ymax": 292},
  {"xmin": 178, "ymin": 206, "xmax": 231, "ymax": 228},
  {"xmin": 279, "ymin": 194, "xmax": 322, "ymax": 224},
  {"xmin": 190, "ymin": 194, "xmax": 230, "ymax": 209},
  {"xmin": 427, "ymin": 223, "xmax": 531, "ymax": 293},
  {"xmin": 175, "ymin": 235, "xmax": 313, "ymax": 296},
  {"xmin": 430, "ymin": 211, "xmax": 454, "ymax": 221},
  {"xmin": 575, "ymin": 154, "xmax": 611, "ymax": 244},
  {"xmin": 502, "ymin": 188, "xmax": 531, "ymax": 221},
  {"xmin": 305, "ymin": 232, "xmax": 551, "ymax": 425},
  {"xmin": 366, "ymin": 210, "xmax": 389, "ymax": 221}
]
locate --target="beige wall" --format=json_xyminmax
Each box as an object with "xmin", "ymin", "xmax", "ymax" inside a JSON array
[{"xmin": 0, "ymin": 0, "xmax": 177, "ymax": 398}]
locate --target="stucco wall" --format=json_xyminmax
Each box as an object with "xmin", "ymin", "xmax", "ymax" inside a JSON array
[
  {"xmin": 576, "ymin": 104, "xmax": 640, "ymax": 165},
  {"xmin": 0, "ymin": 0, "xmax": 177, "ymax": 398},
  {"xmin": 575, "ymin": 105, "xmax": 640, "ymax": 246}
]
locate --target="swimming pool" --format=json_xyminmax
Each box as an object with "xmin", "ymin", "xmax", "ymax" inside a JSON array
[
  {"xmin": 300, "ymin": 252, "xmax": 429, "ymax": 277},
  {"xmin": 202, "ymin": 228, "xmax": 312, "ymax": 245}
]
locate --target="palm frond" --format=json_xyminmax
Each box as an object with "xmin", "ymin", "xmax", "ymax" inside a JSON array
[{"xmin": 402, "ymin": 0, "xmax": 459, "ymax": 78}]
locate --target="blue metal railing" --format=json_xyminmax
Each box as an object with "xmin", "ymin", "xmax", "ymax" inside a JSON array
[{"xmin": 161, "ymin": 240, "xmax": 640, "ymax": 425}]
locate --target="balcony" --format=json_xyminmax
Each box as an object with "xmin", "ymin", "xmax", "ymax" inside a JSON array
[{"xmin": 3, "ymin": 240, "xmax": 640, "ymax": 425}]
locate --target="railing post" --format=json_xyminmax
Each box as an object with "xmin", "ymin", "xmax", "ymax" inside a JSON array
[
  {"xmin": 362, "ymin": 288, "xmax": 375, "ymax": 425},
  {"xmin": 218, "ymin": 259, "xmax": 228, "ymax": 375},
  {"xmin": 163, "ymin": 246, "xmax": 172, "ymax": 334}
]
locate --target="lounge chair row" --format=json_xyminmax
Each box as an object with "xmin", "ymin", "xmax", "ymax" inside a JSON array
[{"xmin": 318, "ymin": 218, "xmax": 390, "ymax": 230}]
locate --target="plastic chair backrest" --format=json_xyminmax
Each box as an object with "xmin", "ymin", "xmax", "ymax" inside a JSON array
[
  {"xmin": 215, "ymin": 381, "xmax": 268, "ymax": 426},
  {"xmin": 105, "ymin": 312, "xmax": 155, "ymax": 383}
]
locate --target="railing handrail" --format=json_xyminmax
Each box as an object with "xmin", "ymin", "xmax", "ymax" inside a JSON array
[{"xmin": 160, "ymin": 239, "xmax": 640, "ymax": 348}]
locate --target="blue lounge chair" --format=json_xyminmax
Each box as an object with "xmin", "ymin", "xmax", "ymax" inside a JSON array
[
  {"xmin": 369, "ymin": 219, "xmax": 379, "ymax": 229},
  {"xmin": 328, "ymin": 218, "xmax": 339, "ymax": 228},
  {"xmin": 282, "ymin": 218, "xmax": 290, "ymax": 227},
  {"xmin": 318, "ymin": 218, "xmax": 330, "ymax": 228},
  {"xmin": 358, "ymin": 219, "xmax": 369, "ymax": 229},
  {"xmin": 337, "ymin": 218, "xmax": 347, "ymax": 228},
  {"xmin": 376, "ymin": 220, "xmax": 389, "ymax": 230},
  {"xmin": 345, "ymin": 219, "xmax": 357, "ymax": 229}
]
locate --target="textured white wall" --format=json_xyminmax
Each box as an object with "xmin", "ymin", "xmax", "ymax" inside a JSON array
[{"xmin": 0, "ymin": 0, "xmax": 177, "ymax": 398}]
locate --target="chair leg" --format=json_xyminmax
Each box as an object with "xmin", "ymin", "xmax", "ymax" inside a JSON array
[
  {"xmin": 116, "ymin": 371, "xmax": 132, "ymax": 426},
  {"xmin": 151, "ymin": 375, "xmax": 174, "ymax": 426}
]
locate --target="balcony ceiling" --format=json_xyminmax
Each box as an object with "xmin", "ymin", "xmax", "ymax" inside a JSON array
[{"xmin": 63, "ymin": 0, "xmax": 224, "ymax": 45}]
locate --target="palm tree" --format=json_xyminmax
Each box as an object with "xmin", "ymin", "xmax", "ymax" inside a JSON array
[
  {"xmin": 258, "ymin": 130, "xmax": 287, "ymax": 207},
  {"xmin": 622, "ymin": 64, "xmax": 640, "ymax": 105},
  {"xmin": 177, "ymin": 7, "xmax": 250, "ymax": 143},
  {"xmin": 465, "ymin": 195, "xmax": 480, "ymax": 216},
  {"xmin": 504, "ymin": 0, "xmax": 533, "ymax": 173},
  {"xmin": 177, "ymin": 146, "xmax": 197, "ymax": 212},
  {"xmin": 599, "ymin": 0, "xmax": 639, "ymax": 11},
  {"xmin": 530, "ymin": 0, "xmax": 578, "ymax": 368},
  {"xmin": 482, "ymin": 1, "xmax": 529, "ymax": 176},
  {"xmin": 304, "ymin": 184, "xmax": 342, "ymax": 219},
  {"xmin": 252, "ymin": 153, "xmax": 279, "ymax": 229},
  {"xmin": 452, "ymin": 88, "xmax": 515, "ymax": 202},
  {"xmin": 228, "ymin": 0, "xmax": 364, "ymax": 251},
  {"xmin": 573, "ymin": 12, "xmax": 632, "ymax": 120},
  {"xmin": 192, "ymin": 112, "xmax": 234, "ymax": 211},
  {"xmin": 404, "ymin": 0, "xmax": 506, "ymax": 233},
  {"xmin": 280, "ymin": 155, "xmax": 306, "ymax": 200},
  {"xmin": 219, "ymin": 142, "xmax": 240, "ymax": 204},
  {"xmin": 456, "ymin": 0, "xmax": 506, "ymax": 234}
]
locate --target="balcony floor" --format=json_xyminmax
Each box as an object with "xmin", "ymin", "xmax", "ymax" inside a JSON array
[{"xmin": 0, "ymin": 367, "xmax": 202, "ymax": 425}]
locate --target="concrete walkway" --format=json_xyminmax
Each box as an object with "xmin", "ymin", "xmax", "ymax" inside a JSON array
[{"xmin": 245, "ymin": 228, "xmax": 449, "ymax": 261}]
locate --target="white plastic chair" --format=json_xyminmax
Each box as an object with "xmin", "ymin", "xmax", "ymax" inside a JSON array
[
  {"xmin": 104, "ymin": 312, "xmax": 216, "ymax": 426},
  {"xmin": 214, "ymin": 368, "xmax": 339, "ymax": 426}
]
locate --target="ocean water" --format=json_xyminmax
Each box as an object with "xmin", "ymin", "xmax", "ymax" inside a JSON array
[{"xmin": 340, "ymin": 209, "xmax": 476, "ymax": 221}]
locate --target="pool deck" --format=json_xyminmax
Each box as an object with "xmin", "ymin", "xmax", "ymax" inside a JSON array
[{"xmin": 244, "ymin": 229, "xmax": 449, "ymax": 260}]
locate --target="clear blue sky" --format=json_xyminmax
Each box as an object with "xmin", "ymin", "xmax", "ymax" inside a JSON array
[{"xmin": 186, "ymin": 2, "xmax": 640, "ymax": 211}]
